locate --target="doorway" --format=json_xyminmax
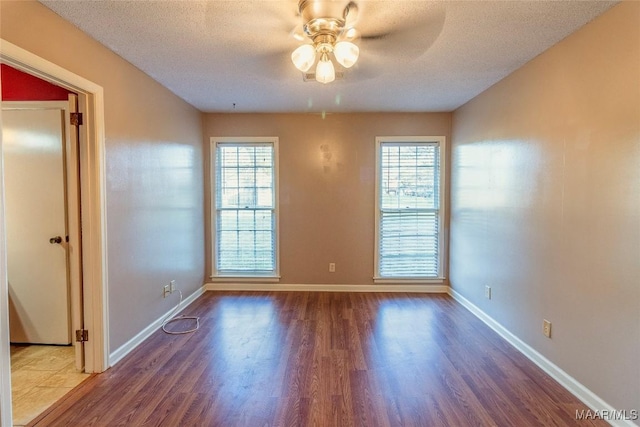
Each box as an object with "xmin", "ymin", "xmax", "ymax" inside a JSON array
[
  {"xmin": 2, "ymin": 100, "xmax": 91, "ymax": 425},
  {"xmin": 1, "ymin": 39, "xmax": 109, "ymax": 426}
]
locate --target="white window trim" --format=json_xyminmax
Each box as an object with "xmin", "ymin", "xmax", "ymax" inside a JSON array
[
  {"xmin": 210, "ymin": 137, "xmax": 280, "ymax": 280},
  {"xmin": 374, "ymin": 136, "xmax": 447, "ymax": 282}
]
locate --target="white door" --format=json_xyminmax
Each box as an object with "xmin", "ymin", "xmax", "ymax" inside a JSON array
[{"xmin": 3, "ymin": 107, "xmax": 71, "ymax": 345}]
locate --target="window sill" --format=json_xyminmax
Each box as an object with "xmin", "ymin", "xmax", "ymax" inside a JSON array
[
  {"xmin": 373, "ymin": 277, "xmax": 445, "ymax": 285},
  {"xmin": 209, "ymin": 276, "xmax": 281, "ymax": 283}
]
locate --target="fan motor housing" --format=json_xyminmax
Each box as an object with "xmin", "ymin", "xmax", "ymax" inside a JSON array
[{"xmin": 299, "ymin": 0, "xmax": 351, "ymax": 39}]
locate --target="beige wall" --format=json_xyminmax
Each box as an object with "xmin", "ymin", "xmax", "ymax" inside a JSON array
[
  {"xmin": 203, "ymin": 113, "xmax": 451, "ymax": 284},
  {"xmin": 450, "ymin": 1, "xmax": 639, "ymax": 412},
  {"xmin": 1, "ymin": 1, "xmax": 205, "ymax": 351}
]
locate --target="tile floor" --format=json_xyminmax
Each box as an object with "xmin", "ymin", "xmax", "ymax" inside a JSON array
[{"xmin": 10, "ymin": 345, "xmax": 91, "ymax": 426}]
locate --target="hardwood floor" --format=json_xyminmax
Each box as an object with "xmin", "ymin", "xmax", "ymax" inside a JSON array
[{"xmin": 29, "ymin": 292, "xmax": 605, "ymax": 426}]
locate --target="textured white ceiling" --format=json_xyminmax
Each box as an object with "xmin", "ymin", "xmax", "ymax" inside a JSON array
[{"xmin": 41, "ymin": 0, "xmax": 617, "ymax": 113}]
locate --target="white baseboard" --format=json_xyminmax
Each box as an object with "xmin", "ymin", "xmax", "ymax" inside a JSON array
[
  {"xmin": 205, "ymin": 282, "xmax": 449, "ymax": 293},
  {"xmin": 108, "ymin": 285, "xmax": 206, "ymax": 367},
  {"xmin": 448, "ymin": 288, "xmax": 638, "ymax": 427}
]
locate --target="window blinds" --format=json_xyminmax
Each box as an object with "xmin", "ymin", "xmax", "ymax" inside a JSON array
[
  {"xmin": 215, "ymin": 143, "xmax": 275, "ymax": 274},
  {"xmin": 378, "ymin": 142, "xmax": 440, "ymax": 278}
]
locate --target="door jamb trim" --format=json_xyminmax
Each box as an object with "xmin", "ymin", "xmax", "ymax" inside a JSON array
[{"xmin": 0, "ymin": 38, "xmax": 109, "ymax": 425}]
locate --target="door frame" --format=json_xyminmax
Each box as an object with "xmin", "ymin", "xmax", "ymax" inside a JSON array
[{"xmin": 0, "ymin": 39, "xmax": 109, "ymax": 425}]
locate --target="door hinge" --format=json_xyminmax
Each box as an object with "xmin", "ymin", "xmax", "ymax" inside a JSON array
[
  {"xmin": 75, "ymin": 329, "xmax": 89, "ymax": 342},
  {"xmin": 70, "ymin": 112, "xmax": 83, "ymax": 126}
]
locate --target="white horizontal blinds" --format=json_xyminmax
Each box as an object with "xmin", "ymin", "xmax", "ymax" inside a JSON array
[
  {"xmin": 216, "ymin": 143, "xmax": 275, "ymax": 273},
  {"xmin": 379, "ymin": 142, "xmax": 440, "ymax": 277}
]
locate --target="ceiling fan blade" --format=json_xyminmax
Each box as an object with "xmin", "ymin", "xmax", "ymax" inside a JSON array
[
  {"xmin": 204, "ymin": 1, "xmax": 299, "ymax": 44},
  {"xmin": 359, "ymin": 2, "xmax": 444, "ymax": 39},
  {"xmin": 361, "ymin": 4, "xmax": 445, "ymax": 61},
  {"xmin": 346, "ymin": 3, "xmax": 446, "ymax": 81},
  {"xmin": 344, "ymin": 1, "xmax": 359, "ymax": 27},
  {"xmin": 349, "ymin": 52, "xmax": 388, "ymax": 80},
  {"xmin": 242, "ymin": 47, "xmax": 305, "ymax": 82}
]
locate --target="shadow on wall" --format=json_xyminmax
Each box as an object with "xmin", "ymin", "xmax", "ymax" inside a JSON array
[{"xmin": 7, "ymin": 285, "xmax": 32, "ymax": 343}]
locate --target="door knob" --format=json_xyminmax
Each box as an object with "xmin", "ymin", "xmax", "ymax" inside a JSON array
[{"xmin": 49, "ymin": 236, "xmax": 63, "ymax": 244}]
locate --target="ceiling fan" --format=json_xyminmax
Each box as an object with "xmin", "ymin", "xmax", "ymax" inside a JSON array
[
  {"xmin": 281, "ymin": 0, "xmax": 446, "ymax": 84},
  {"xmin": 290, "ymin": 0, "xmax": 361, "ymax": 83}
]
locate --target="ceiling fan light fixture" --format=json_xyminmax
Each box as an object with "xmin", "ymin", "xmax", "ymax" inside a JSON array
[
  {"xmin": 291, "ymin": 44, "xmax": 316, "ymax": 72},
  {"xmin": 334, "ymin": 41, "xmax": 359, "ymax": 68},
  {"xmin": 315, "ymin": 53, "xmax": 335, "ymax": 84},
  {"xmin": 292, "ymin": 0, "xmax": 361, "ymax": 84}
]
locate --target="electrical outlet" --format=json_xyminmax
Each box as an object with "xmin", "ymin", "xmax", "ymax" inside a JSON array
[
  {"xmin": 329, "ymin": 263, "xmax": 336, "ymax": 273},
  {"xmin": 163, "ymin": 284, "xmax": 170, "ymax": 298},
  {"xmin": 485, "ymin": 285, "xmax": 491, "ymax": 300},
  {"xmin": 170, "ymin": 280, "xmax": 176, "ymax": 293},
  {"xmin": 543, "ymin": 319, "xmax": 552, "ymax": 338}
]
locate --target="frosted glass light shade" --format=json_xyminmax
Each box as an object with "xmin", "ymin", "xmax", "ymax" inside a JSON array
[
  {"xmin": 334, "ymin": 41, "xmax": 359, "ymax": 68},
  {"xmin": 291, "ymin": 44, "xmax": 316, "ymax": 72},
  {"xmin": 315, "ymin": 54, "xmax": 335, "ymax": 84}
]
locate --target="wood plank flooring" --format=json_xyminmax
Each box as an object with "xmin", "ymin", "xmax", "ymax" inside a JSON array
[{"xmin": 29, "ymin": 292, "xmax": 606, "ymax": 426}]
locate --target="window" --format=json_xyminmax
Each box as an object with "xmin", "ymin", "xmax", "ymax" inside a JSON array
[
  {"xmin": 211, "ymin": 137, "xmax": 279, "ymax": 279},
  {"xmin": 375, "ymin": 136, "xmax": 445, "ymax": 281}
]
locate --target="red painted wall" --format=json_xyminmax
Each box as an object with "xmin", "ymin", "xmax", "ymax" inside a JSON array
[{"xmin": 1, "ymin": 64, "xmax": 74, "ymax": 101}]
